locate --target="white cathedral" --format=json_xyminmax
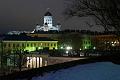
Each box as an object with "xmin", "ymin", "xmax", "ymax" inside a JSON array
[
  {"xmin": 8, "ymin": 11, "xmax": 61, "ymax": 35},
  {"xmin": 34, "ymin": 11, "xmax": 61, "ymax": 32}
]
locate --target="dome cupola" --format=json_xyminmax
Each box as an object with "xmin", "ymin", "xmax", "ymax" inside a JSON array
[{"xmin": 44, "ymin": 12, "xmax": 52, "ymax": 16}]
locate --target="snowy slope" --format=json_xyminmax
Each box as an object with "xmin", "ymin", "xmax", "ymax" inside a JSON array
[{"xmin": 32, "ymin": 62, "xmax": 120, "ymax": 80}]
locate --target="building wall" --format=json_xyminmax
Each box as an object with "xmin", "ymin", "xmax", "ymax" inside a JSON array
[
  {"xmin": 2, "ymin": 41, "xmax": 58, "ymax": 53},
  {"xmin": 92, "ymin": 35, "xmax": 120, "ymax": 50},
  {"xmin": 2, "ymin": 33, "xmax": 120, "ymax": 54},
  {"xmin": 81, "ymin": 35, "xmax": 93, "ymax": 50},
  {"xmin": 44, "ymin": 16, "xmax": 53, "ymax": 27}
]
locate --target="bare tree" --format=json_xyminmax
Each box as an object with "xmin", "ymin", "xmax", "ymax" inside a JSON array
[{"xmin": 64, "ymin": 0, "xmax": 120, "ymax": 32}]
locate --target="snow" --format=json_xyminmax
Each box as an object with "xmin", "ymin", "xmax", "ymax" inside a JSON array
[{"xmin": 32, "ymin": 62, "xmax": 120, "ymax": 80}]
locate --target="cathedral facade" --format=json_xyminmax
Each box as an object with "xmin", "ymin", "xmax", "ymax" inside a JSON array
[{"xmin": 34, "ymin": 11, "xmax": 61, "ymax": 32}]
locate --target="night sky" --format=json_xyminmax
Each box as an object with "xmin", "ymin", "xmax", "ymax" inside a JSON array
[{"xmin": 0, "ymin": 0, "xmax": 104, "ymax": 34}]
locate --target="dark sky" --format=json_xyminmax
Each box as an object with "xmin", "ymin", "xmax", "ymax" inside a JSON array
[{"xmin": 0, "ymin": 0, "xmax": 104, "ymax": 34}]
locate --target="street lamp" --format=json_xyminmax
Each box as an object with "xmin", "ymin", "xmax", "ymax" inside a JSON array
[
  {"xmin": 93, "ymin": 47, "xmax": 96, "ymax": 50},
  {"xmin": 60, "ymin": 46, "xmax": 63, "ymax": 49},
  {"xmin": 66, "ymin": 46, "xmax": 72, "ymax": 50}
]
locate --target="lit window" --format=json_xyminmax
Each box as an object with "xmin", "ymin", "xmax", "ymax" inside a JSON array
[
  {"xmin": 114, "ymin": 41, "xmax": 117, "ymax": 44},
  {"xmin": 41, "ymin": 43, "xmax": 42, "ymax": 45}
]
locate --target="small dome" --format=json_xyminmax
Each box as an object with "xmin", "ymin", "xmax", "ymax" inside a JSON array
[{"xmin": 44, "ymin": 11, "xmax": 52, "ymax": 16}]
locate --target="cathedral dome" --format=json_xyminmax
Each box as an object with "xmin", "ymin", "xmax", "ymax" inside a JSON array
[{"xmin": 44, "ymin": 11, "xmax": 52, "ymax": 16}]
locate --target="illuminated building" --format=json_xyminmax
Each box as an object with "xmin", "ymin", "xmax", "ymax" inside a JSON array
[
  {"xmin": 33, "ymin": 11, "xmax": 61, "ymax": 32},
  {"xmin": 81, "ymin": 35, "xmax": 92, "ymax": 50},
  {"xmin": 92, "ymin": 34, "xmax": 120, "ymax": 50},
  {"xmin": 7, "ymin": 10, "xmax": 61, "ymax": 35},
  {"xmin": 2, "ymin": 35, "xmax": 58, "ymax": 53}
]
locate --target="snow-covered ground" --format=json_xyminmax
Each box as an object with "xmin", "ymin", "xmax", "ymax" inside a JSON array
[{"xmin": 32, "ymin": 62, "xmax": 120, "ymax": 80}]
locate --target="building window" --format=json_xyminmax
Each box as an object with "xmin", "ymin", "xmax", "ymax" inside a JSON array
[
  {"xmin": 89, "ymin": 41, "xmax": 91, "ymax": 44},
  {"xmin": 51, "ymin": 44, "xmax": 53, "ymax": 46},
  {"xmin": 31, "ymin": 43, "xmax": 33, "ymax": 47},
  {"xmin": 34, "ymin": 43, "xmax": 36, "ymax": 47},
  {"xmin": 13, "ymin": 44, "xmax": 15, "ymax": 47},
  {"xmin": 46, "ymin": 43, "xmax": 48, "ymax": 46},
  {"xmin": 8, "ymin": 43, "xmax": 11, "ymax": 47},
  {"xmin": 44, "ymin": 43, "xmax": 46, "ymax": 46},
  {"xmin": 86, "ymin": 41, "xmax": 87, "ymax": 44},
  {"xmin": 54, "ymin": 43, "xmax": 56, "ymax": 47},
  {"xmin": 22, "ymin": 43, "xmax": 24, "ymax": 47},
  {"xmin": 27, "ymin": 44, "xmax": 29, "ymax": 47},
  {"xmin": 17, "ymin": 44, "xmax": 19, "ymax": 47},
  {"xmin": 3, "ymin": 43, "xmax": 6, "ymax": 47},
  {"xmin": 41, "ymin": 43, "xmax": 42, "ymax": 45},
  {"xmin": 84, "ymin": 41, "xmax": 86, "ymax": 44},
  {"xmin": 39, "ymin": 43, "xmax": 42, "ymax": 46}
]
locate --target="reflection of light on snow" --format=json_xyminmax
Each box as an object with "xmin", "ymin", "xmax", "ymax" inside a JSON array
[{"xmin": 27, "ymin": 57, "xmax": 42, "ymax": 68}]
